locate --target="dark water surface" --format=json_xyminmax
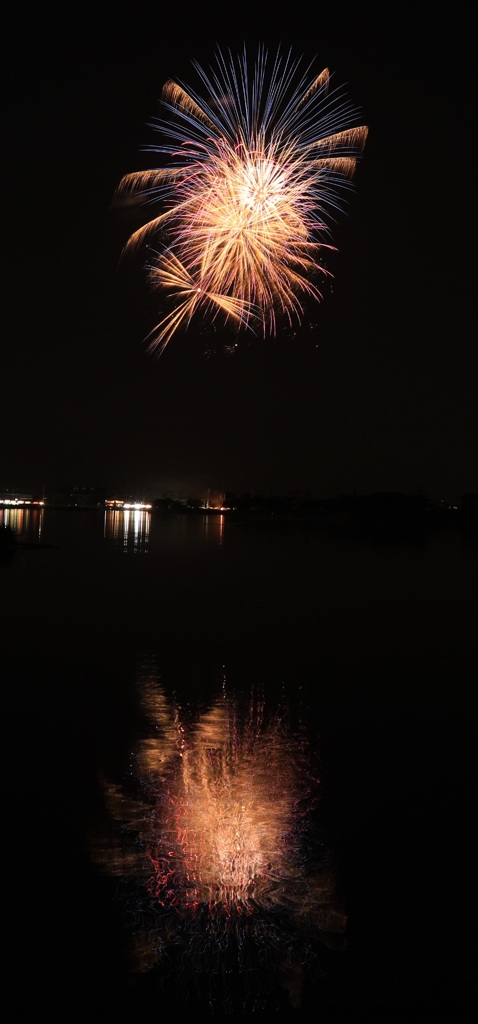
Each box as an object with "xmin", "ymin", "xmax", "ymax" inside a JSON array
[{"xmin": 3, "ymin": 509, "xmax": 477, "ymax": 1020}]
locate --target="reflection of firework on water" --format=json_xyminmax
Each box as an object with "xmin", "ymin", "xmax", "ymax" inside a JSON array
[
  {"xmin": 115, "ymin": 45, "xmax": 368, "ymax": 353},
  {"xmin": 92, "ymin": 658, "xmax": 346, "ymax": 1011}
]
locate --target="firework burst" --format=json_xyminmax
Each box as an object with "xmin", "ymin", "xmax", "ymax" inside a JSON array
[{"xmin": 115, "ymin": 45, "xmax": 368, "ymax": 354}]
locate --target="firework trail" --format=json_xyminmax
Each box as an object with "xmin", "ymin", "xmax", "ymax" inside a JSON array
[
  {"xmin": 115, "ymin": 45, "xmax": 368, "ymax": 353},
  {"xmin": 91, "ymin": 659, "xmax": 346, "ymax": 1012}
]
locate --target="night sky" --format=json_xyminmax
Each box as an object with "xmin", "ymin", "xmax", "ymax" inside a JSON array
[{"xmin": 4, "ymin": 6, "xmax": 477, "ymax": 504}]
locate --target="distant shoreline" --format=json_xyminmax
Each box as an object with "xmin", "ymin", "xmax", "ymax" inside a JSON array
[{"xmin": 2, "ymin": 495, "xmax": 477, "ymax": 542}]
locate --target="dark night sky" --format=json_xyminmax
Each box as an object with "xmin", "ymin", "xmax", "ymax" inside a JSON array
[{"xmin": 4, "ymin": 6, "xmax": 477, "ymax": 503}]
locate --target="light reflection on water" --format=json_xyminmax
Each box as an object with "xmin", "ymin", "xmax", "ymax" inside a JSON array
[
  {"xmin": 0, "ymin": 505, "xmax": 44, "ymax": 541},
  {"xmin": 4, "ymin": 508, "xmax": 476, "ymax": 1016},
  {"xmin": 91, "ymin": 654, "xmax": 346, "ymax": 1013},
  {"xmin": 1, "ymin": 507, "xmax": 229, "ymax": 557},
  {"xmin": 103, "ymin": 508, "xmax": 151, "ymax": 554}
]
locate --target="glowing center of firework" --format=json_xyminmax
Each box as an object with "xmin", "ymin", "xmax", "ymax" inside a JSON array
[{"xmin": 239, "ymin": 157, "xmax": 288, "ymax": 215}]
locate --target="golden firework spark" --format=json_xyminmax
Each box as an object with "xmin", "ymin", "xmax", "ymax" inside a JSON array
[{"xmin": 115, "ymin": 45, "xmax": 368, "ymax": 353}]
